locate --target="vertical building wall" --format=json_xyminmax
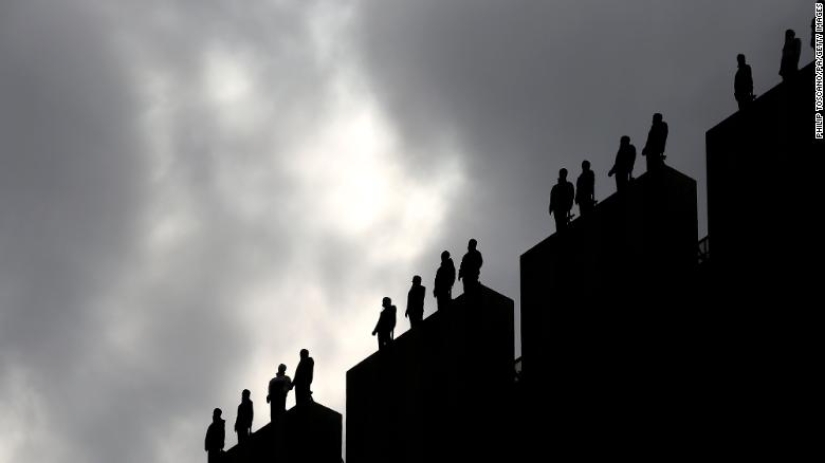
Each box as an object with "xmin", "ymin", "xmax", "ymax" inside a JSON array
[
  {"xmin": 222, "ymin": 402, "xmax": 342, "ymax": 463},
  {"xmin": 346, "ymin": 285, "xmax": 514, "ymax": 463},
  {"xmin": 704, "ymin": 62, "xmax": 820, "ymax": 458},
  {"xmin": 706, "ymin": 62, "xmax": 820, "ymax": 299},
  {"xmin": 519, "ymin": 166, "xmax": 700, "ymax": 456}
]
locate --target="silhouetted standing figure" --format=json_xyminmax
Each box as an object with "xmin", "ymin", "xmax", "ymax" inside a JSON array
[
  {"xmin": 267, "ymin": 364, "xmax": 293, "ymax": 420},
  {"xmin": 642, "ymin": 113, "xmax": 668, "ymax": 172},
  {"xmin": 549, "ymin": 168, "xmax": 575, "ymax": 232},
  {"xmin": 235, "ymin": 390, "xmax": 253, "ymax": 444},
  {"xmin": 608, "ymin": 136, "xmax": 636, "ymax": 193},
  {"xmin": 575, "ymin": 160, "xmax": 596, "ymax": 216},
  {"xmin": 458, "ymin": 239, "xmax": 483, "ymax": 294},
  {"xmin": 779, "ymin": 29, "xmax": 801, "ymax": 82},
  {"xmin": 293, "ymin": 349, "xmax": 314, "ymax": 406},
  {"xmin": 405, "ymin": 276, "xmax": 425, "ymax": 329},
  {"xmin": 734, "ymin": 54, "xmax": 754, "ymax": 110},
  {"xmin": 205, "ymin": 408, "xmax": 225, "ymax": 463},
  {"xmin": 372, "ymin": 297, "xmax": 397, "ymax": 350},
  {"xmin": 433, "ymin": 251, "xmax": 456, "ymax": 311}
]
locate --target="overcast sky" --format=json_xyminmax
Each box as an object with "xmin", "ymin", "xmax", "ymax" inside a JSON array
[{"xmin": 0, "ymin": 1, "xmax": 814, "ymax": 462}]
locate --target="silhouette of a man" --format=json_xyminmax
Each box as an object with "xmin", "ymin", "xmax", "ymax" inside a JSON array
[
  {"xmin": 734, "ymin": 54, "xmax": 754, "ymax": 110},
  {"xmin": 549, "ymin": 168, "xmax": 575, "ymax": 232},
  {"xmin": 576, "ymin": 160, "xmax": 596, "ymax": 216},
  {"xmin": 235, "ymin": 389, "xmax": 253, "ymax": 443},
  {"xmin": 372, "ymin": 297, "xmax": 397, "ymax": 350},
  {"xmin": 458, "ymin": 239, "xmax": 483, "ymax": 294},
  {"xmin": 293, "ymin": 349, "xmax": 314, "ymax": 406},
  {"xmin": 433, "ymin": 251, "xmax": 456, "ymax": 311},
  {"xmin": 266, "ymin": 364, "xmax": 293, "ymax": 420},
  {"xmin": 779, "ymin": 29, "xmax": 801, "ymax": 81},
  {"xmin": 405, "ymin": 276, "xmax": 425, "ymax": 329},
  {"xmin": 642, "ymin": 113, "xmax": 668, "ymax": 173},
  {"xmin": 204, "ymin": 408, "xmax": 225, "ymax": 463},
  {"xmin": 608, "ymin": 136, "xmax": 636, "ymax": 193}
]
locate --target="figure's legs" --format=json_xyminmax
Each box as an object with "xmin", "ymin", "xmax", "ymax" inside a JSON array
[
  {"xmin": 436, "ymin": 293, "xmax": 451, "ymax": 311},
  {"xmin": 580, "ymin": 200, "xmax": 593, "ymax": 216},
  {"xmin": 277, "ymin": 394, "xmax": 287, "ymax": 415},
  {"xmin": 238, "ymin": 428, "xmax": 249, "ymax": 444},
  {"xmin": 462, "ymin": 277, "xmax": 480, "ymax": 295},
  {"xmin": 378, "ymin": 332, "xmax": 389, "ymax": 350},
  {"xmin": 616, "ymin": 173, "xmax": 628, "ymax": 193},
  {"xmin": 554, "ymin": 213, "xmax": 567, "ymax": 233},
  {"xmin": 296, "ymin": 387, "xmax": 307, "ymax": 405}
]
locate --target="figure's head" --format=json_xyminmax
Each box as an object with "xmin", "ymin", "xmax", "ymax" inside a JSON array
[
  {"xmin": 412, "ymin": 275, "xmax": 422, "ymax": 285},
  {"xmin": 621, "ymin": 135, "xmax": 630, "ymax": 145},
  {"xmin": 278, "ymin": 363, "xmax": 287, "ymax": 373},
  {"xmin": 582, "ymin": 160, "xmax": 591, "ymax": 170},
  {"xmin": 468, "ymin": 239, "xmax": 477, "ymax": 250},
  {"xmin": 737, "ymin": 53, "xmax": 746, "ymax": 66},
  {"xmin": 213, "ymin": 408, "xmax": 222, "ymax": 420},
  {"xmin": 559, "ymin": 168, "xmax": 568, "ymax": 180},
  {"xmin": 242, "ymin": 389, "xmax": 251, "ymax": 400},
  {"xmin": 300, "ymin": 349, "xmax": 309, "ymax": 359},
  {"xmin": 786, "ymin": 29, "xmax": 795, "ymax": 40},
  {"xmin": 382, "ymin": 296, "xmax": 391, "ymax": 307},
  {"xmin": 441, "ymin": 250, "xmax": 450, "ymax": 261},
  {"xmin": 653, "ymin": 113, "xmax": 663, "ymax": 124}
]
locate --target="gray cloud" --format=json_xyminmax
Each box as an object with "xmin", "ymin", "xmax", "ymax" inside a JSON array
[{"xmin": 0, "ymin": 1, "xmax": 815, "ymax": 462}]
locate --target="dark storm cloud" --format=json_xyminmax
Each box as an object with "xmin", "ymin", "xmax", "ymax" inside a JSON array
[
  {"xmin": 0, "ymin": 1, "xmax": 342, "ymax": 462},
  {"xmin": 0, "ymin": 1, "xmax": 815, "ymax": 462},
  {"xmin": 354, "ymin": 0, "xmax": 814, "ymax": 347}
]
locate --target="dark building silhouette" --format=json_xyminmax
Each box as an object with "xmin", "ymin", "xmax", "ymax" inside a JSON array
[
  {"xmin": 520, "ymin": 165, "xmax": 699, "ymax": 456},
  {"xmin": 707, "ymin": 61, "xmax": 819, "ymax": 303},
  {"xmin": 197, "ymin": 33, "xmax": 817, "ymax": 462},
  {"xmin": 222, "ymin": 402, "xmax": 342, "ymax": 463},
  {"xmin": 347, "ymin": 285, "xmax": 514, "ymax": 463}
]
